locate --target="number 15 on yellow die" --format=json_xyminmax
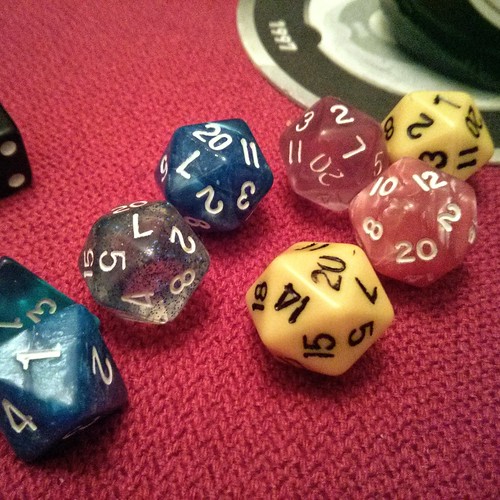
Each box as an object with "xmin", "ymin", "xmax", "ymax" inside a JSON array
[{"xmin": 246, "ymin": 242, "xmax": 394, "ymax": 376}]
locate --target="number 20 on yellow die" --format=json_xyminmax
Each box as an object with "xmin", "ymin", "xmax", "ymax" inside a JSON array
[{"xmin": 246, "ymin": 242, "xmax": 394, "ymax": 376}]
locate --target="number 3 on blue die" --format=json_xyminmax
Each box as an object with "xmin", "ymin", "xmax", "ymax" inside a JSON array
[{"xmin": 156, "ymin": 119, "xmax": 273, "ymax": 231}]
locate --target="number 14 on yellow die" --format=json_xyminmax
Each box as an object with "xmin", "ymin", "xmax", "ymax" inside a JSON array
[{"xmin": 246, "ymin": 242, "xmax": 394, "ymax": 376}]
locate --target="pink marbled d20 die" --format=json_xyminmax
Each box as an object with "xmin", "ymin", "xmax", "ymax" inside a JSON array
[
  {"xmin": 349, "ymin": 157, "xmax": 478, "ymax": 287},
  {"xmin": 279, "ymin": 96, "xmax": 389, "ymax": 211}
]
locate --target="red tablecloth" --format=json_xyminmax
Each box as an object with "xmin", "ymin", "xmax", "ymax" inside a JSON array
[{"xmin": 1, "ymin": 1, "xmax": 498, "ymax": 497}]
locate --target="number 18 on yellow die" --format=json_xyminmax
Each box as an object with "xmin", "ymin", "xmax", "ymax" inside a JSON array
[{"xmin": 246, "ymin": 242, "xmax": 394, "ymax": 376}]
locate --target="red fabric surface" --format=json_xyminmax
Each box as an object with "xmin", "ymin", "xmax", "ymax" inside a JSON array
[{"xmin": 0, "ymin": 1, "xmax": 499, "ymax": 497}]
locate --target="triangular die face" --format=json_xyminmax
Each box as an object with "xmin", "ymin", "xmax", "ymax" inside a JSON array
[
  {"xmin": 0, "ymin": 257, "xmax": 76, "ymax": 341},
  {"xmin": 0, "ymin": 305, "xmax": 123, "ymax": 412}
]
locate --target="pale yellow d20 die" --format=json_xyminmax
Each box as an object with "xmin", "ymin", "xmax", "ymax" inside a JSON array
[
  {"xmin": 246, "ymin": 242, "xmax": 394, "ymax": 376},
  {"xmin": 382, "ymin": 91, "xmax": 494, "ymax": 180}
]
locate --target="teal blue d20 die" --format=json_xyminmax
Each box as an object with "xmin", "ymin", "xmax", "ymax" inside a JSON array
[{"xmin": 0, "ymin": 304, "xmax": 127, "ymax": 461}]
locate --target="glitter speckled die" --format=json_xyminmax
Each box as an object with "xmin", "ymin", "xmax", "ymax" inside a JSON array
[{"xmin": 79, "ymin": 201, "xmax": 210, "ymax": 323}]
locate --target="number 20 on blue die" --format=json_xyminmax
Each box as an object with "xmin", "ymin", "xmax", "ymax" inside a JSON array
[{"xmin": 155, "ymin": 119, "xmax": 274, "ymax": 232}]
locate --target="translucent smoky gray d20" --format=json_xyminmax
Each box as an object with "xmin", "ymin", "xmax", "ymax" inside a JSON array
[{"xmin": 78, "ymin": 201, "xmax": 210, "ymax": 324}]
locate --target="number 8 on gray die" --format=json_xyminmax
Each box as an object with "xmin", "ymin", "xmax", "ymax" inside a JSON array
[{"xmin": 79, "ymin": 201, "xmax": 210, "ymax": 324}]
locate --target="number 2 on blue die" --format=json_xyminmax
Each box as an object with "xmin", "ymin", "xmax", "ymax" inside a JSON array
[{"xmin": 155, "ymin": 119, "xmax": 274, "ymax": 231}]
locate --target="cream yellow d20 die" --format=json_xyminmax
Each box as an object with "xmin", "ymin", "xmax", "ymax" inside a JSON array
[
  {"xmin": 382, "ymin": 90, "xmax": 494, "ymax": 180},
  {"xmin": 246, "ymin": 242, "xmax": 394, "ymax": 376}
]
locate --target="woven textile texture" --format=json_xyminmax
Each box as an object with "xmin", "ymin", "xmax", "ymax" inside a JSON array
[{"xmin": 0, "ymin": 1, "xmax": 498, "ymax": 498}]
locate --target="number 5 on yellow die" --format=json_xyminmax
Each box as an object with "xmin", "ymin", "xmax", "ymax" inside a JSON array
[{"xmin": 246, "ymin": 242, "xmax": 394, "ymax": 376}]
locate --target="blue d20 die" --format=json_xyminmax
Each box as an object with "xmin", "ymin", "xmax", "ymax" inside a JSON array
[
  {"xmin": 0, "ymin": 304, "xmax": 127, "ymax": 461},
  {"xmin": 0, "ymin": 256, "xmax": 77, "ymax": 341},
  {"xmin": 155, "ymin": 119, "xmax": 274, "ymax": 231}
]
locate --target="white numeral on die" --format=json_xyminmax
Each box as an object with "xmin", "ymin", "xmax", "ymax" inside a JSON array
[
  {"xmin": 170, "ymin": 269, "xmax": 196, "ymax": 295},
  {"xmin": 437, "ymin": 203, "xmax": 462, "ymax": 232},
  {"xmin": 412, "ymin": 171, "xmax": 448, "ymax": 192},
  {"xmin": 0, "ymin": 318, "xmax": 23, "ymax": 329},
  {"xmin": 373, "ymin": 151, "xmax": 384, "ymax": 176},
  {"xmin": 111, "ymin": 201, "xmax": 148, "ymax": 214},
  {"xmin": 169, "ymin": 226, "xmax": 196, "ymax": 254},
  {"xmin": 288, "ymin": 139, "xmax": 302, "ymax": 165},
  {"xmin": 16, "ymin": 345, "xmax": 62, "ymax": 370},
  {"xmin": 192, "ymin": 124, "xmax": 233, "ymax": 151},
  {"xmin": 196, "ymin": 186, "xmax": 224, "ymax": 215},
  {"xmin": 99, "ymin": 251, "xmax": 126, "ymax": 272},
  {"xmin": 237, "ymin": 181, "xmax": 256, "ymax": 210},
  {"xmin": 159, "ymin": 154, "xmax": 168, "ymax": 183},
  {"xmin": 240, "ymin": 139, "xmax": 260, "ymax": 168},
  {"xmin": 92, "ymin": 347, "xmax": 113, "ymax": 385},
  {"xmin": 175, "ymin": 150, "xmax": 200, "ymax": 180},
  {"xmin": 121, "ymin": 292, "xmax": 154, "ymax": 308},
  {"xmin": 342, "ymin": 135, "xmax": 366, "ymax": 159},
  {"xmin": 309, "ymin": 153, "xmax": 344, "ymax": 184},
  {"xmin": 2, "ymin": 399, "xmax": 37, "ymax": 434},
  {"xmin": 132, "ymin": 213, "xmax": 153, "ymax": 239},
  {"xmin": 329, "ymin": 104, "xmax": 355, "ymax": 124},
  {"xmin": 295, "ymin": 111, "xmax": 315, "ymax": 132},
  {"xmin": 369, "ymin": 176, "xmax": 398, "ymax": 197},
  {"xmin": 26, "ymin": 299, "xmax": 57, "ymax": 324},
  {"xmin": 309, "ymin": 153, "xmax": 331, "ymax": 173},
  {"xmin": 362, "ymin": 217, "xmax": 384, "ymax": 241},
  {"xmin": 395, "ymin": 239, "xmax": 438, "ymax": 263},
  {"xmin": 82, "ymin": 248, "xmax": 94, "ymax": 278}
]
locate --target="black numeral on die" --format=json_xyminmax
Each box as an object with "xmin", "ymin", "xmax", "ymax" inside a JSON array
[
  {"xmin": 274, "ymin": 283, "xmax": 310, "ymax": 324},
  {"xmin": 407, "ymin": 113, "xmax": 434, "ymax": 139},
  {"xmin": 348, "ymin": 321, "xmax": 375, "ymax": 347},
  {"xmin": 465, "ymin": 106, "xmax": 483, "ymax": 138},
  {"xmin": 311, "ymin": 256, "xmax": 346, "ymax": 292},
  {"xmin": 303, "ymin": 333, "xmax": 336, "ymax": 358},
  {"xmin": 252, "ymin": 282, "xmax": 268, "ymax": 311}
]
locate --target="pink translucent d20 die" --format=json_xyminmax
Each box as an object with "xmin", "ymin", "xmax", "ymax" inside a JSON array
[
  {"xmin": 349, "ymin": 157, "xmax": 478, "ymax": 287},
  {"xmin": 279, "ymin": 96, "xmax": 389, "ymax": 211}
]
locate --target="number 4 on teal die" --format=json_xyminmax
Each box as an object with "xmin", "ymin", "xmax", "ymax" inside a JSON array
[{"xmin": 0, "ymin": 304, "xmax": 127, "ymax": 461}]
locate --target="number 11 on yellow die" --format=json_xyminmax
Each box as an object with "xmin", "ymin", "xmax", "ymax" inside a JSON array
[{"xmin": 246, "ymin": 242, "xmax": 394, "ymax": 376}]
